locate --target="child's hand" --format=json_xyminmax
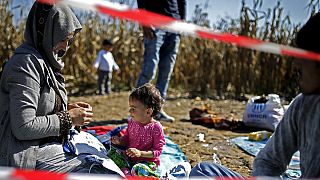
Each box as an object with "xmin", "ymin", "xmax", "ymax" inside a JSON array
[
  {"xmin": 111, "ymin": 136, "xmax": 121, "ymax": 145},
  {"xmin": 126, "ymin": 148, "xmax": 141, "ymax": 158}
]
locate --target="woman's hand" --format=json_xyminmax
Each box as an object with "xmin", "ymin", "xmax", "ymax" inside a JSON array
[
  {"xmin": 126, "ymin": 148, "xmax": 141, "ymax": 158},
  {"xmin": 68, "ymin": 102, "xmax": 92, "ymax": 111},
  {"xmin": 142, "ymin": 27, "xmax": 155, "ymax": 39},
  {"xmin": 68, "ymin": 107, "xmax": 93, "ymax": 126}
]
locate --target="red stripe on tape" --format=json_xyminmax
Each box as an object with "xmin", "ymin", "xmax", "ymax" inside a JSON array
[
  {"xmin": 126, "ymin": 177, "xmax": 157, "ymax": 180},
  {"xmin": 281, "ymin": 49, "xmax": 320, "ymax": 62},
  {"xmin": 12, "ymin": 169, "xmax": 66, "ymax": 180},
  {"xmin": 197, "ymin": 30, "xmax": 262, "ymax": 47},
  {"xmin": 96, "ymin": 5, "xmax": 175, "ymax": 27},
  {"xmin": 37, "ymin": 0, "xmax": 59, "ymax": 5},
  {"xmin": 32, "ymin": 0, "xmax": 320, "ymax": 62}
]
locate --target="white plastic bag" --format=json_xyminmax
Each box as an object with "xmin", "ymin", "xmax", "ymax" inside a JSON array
[{"xmin": 243, "ymin": 94, "xmax": 284, "ymax": 131}]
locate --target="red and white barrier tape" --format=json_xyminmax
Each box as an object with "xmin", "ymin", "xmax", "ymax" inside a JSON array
[
  {"xmin": 0, "ymin": 166, "xmax": 296, "ymax": 180},
  {"xmin": 38, "ymin": 0, "xmax": 320, "ymax": 62},
  {"xmin": 0, "ymin": 167, "xmax": 121, "ymax": 180}
]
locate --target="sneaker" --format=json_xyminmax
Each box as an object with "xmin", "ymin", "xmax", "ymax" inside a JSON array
[{"xmin": 155, "ymin": 110, "xmax": 175, "ymax": 122}]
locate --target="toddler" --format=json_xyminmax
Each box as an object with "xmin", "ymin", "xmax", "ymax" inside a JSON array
[{"xmin": 111, "ymin": 83, "xmax": 166, "ymax": 177}]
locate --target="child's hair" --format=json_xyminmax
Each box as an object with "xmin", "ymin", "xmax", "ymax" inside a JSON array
[
  {"xmin": 102, "ymin": 39, "xmax": 113, "ymax": 46},
  {"xmin": 130, "ymin": 83, "xmax": 164, "ymax": 118}
]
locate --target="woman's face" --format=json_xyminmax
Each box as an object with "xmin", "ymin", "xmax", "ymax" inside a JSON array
[
  {"xmin": 53, "ymin": 34, "xmax": 74, "ymax": 58},
  {"xmin": 294, "ymin": 58, "xmax": 320, "ymax": 94}
]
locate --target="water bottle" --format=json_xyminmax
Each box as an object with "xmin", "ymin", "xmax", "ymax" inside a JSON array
[{"xmin": 212, "ymin": 153, "xmax": 221, "ymax": 164}]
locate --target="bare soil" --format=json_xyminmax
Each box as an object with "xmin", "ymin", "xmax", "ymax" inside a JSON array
[{"xmin": 69, "ymin": 91, "xmax": 254, "ymax": 177}]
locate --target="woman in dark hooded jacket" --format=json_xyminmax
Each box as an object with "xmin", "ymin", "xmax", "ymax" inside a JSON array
[{"xmin": 0, "ymin": 1, "xmax": 104, "ymax": 173}]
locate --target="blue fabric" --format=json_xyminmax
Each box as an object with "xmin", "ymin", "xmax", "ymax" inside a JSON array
[
  {"xmin": 189, "ymin": 162, "xmax": 244, "ymax": 179},
  {"xmin": 136, "ymin": 29, "xmax": 180, "ymax": 99},
  {"xmin": 230, "ymin": 136, "xmax": 268, "ymax": 156},
  {"xmin": 156, "ymin": 136, "xmax": 188, "ymax": 176},
  {"xmin": 231, "ymin": 136, "xmax": 301, "ymax": 179},
  {"xmin": 94, "ymin": 125, "xmax": 127, "ymax": 151}
]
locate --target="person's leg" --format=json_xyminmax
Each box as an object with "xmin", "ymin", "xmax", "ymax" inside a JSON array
[
  {"xmin": 136, "ymin": 29, "xmax": 165, "ymax": 88},
  {"xmin": 36, "ymin": 143, "xmax": 119, "ymax": 175},
  {"xmin": 156, "ymin": 32, "xmax": 180, "ymax": 99},
  {"xmin": 97, "ymin": 70, "xmax": 107, "ymax": 95},
  {"xmin": 105, "ymin": 71, "xmax": 112, "ymax": 94},
  {"xmin": 36, "ymin": 143, "xmax": 84, "ymax": 173},
  {"xmin": 189, "ymin": 162, "xmax": 244, "ymax": 179},
  {"xmin": 152, "ymin": 32, "xmax": 180, "ymax": 122}
]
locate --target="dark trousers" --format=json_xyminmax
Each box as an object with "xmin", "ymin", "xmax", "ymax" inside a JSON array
[
  {"xmin": 190, "ymin": 162, "xmax": 244, "ymax": 178},
  {"xmin": 98, "ymin": 70, "xmax": 112, "ymax": 95}
]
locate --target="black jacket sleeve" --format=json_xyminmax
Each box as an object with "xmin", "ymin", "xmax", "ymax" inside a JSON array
[
  {"xmin": 137, "ymin": 0, "xmax": 146, "ymax": 9},
  {"xmin": 178, "ymin": 0, "xmax": 187, "ymax": 20}
]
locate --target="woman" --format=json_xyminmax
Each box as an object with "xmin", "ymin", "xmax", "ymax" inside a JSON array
[{"xmin": 0, "ymin": 2, "xmax": 97, "ymax": 173}]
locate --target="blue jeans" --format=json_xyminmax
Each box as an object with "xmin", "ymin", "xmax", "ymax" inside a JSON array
[
  {"xmin": 189, "ymin": 162, "xmax": 244, "ymax": 179},
  {"xmin": 136, "ymin": 29, "xmax": 180, "ymax": 99}
]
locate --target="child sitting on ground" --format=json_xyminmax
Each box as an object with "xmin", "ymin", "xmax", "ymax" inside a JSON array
[{"xmin": 110, "ymin": 83, "xmax": 166, "ymax": 177}]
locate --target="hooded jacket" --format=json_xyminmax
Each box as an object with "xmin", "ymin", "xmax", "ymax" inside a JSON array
[{"xmin": 0, "ymin": 2, "xmax": 81, "ymax": 169}]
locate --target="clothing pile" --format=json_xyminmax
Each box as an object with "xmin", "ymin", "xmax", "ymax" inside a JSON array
[
  {"xmin": 64, "ymin": 125, "xmax": 191, "ymax": 178},
  {"xmin": 189, "ymin": 107, "xmax": 244, "ymax": 130}
]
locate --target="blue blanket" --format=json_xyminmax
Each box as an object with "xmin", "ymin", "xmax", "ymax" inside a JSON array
[
  {"xmin": 156, "ymin": 136, "xmax": 188, "ymax": 176},
  {"xmin": 231, "ymin": 136, "xmax": 301, "ymax": 179}
]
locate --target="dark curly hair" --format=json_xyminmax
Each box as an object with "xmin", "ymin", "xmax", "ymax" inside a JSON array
[{"xmin": 129, "ymin": 83, "xmax": 164, "ymax": 117}]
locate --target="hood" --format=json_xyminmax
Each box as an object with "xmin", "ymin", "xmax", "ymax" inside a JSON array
[{"xmin": 24, "ymin": 1, "xmax": 82, "ymax": 71}]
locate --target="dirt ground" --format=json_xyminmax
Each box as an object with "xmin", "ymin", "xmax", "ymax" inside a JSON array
[{"xmin": 69, "ymin": 91, "xmax": 254, "ymax": 177}]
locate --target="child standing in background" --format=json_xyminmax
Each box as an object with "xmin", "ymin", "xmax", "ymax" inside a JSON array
[
  {"xmin": 94, "ymin": 39, "xmax": 120, "ymax": 95},
  {"xmin": 111, "ymin": 83, "xmax": 166, "ymax": 177}
]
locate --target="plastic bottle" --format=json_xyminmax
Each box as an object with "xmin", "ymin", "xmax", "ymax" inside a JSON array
[
  {"xmin": 212, "ymin": 153, "xmax": 221, "ymax": 164},
  {"xmin": 248, "ymin": 131, "xmax": 272, "ymax": 141}
]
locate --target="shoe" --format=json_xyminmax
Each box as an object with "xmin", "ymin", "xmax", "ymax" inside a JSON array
[{"xmin": 155, "ymin": 110, "xmax": 175, "ymax": 122}]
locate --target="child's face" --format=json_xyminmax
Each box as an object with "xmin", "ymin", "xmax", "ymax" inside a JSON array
[
  {"xmin": 129, "ymin": 98, "xmax": 152, "ymax": 123},
  {"xmin": 104, "ymin": 45, "xmax": 113, "ymax": 51}
]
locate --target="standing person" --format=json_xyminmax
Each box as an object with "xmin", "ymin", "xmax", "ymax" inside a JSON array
[
  {"xmin": 111, "ymin": 83, "xmax": 166, "ymax": 177},
  {"xmin": 93, "ymin": 39, "xmax": 120, "ymax": 95},
  {"xmin": 188, "ymin": 12, "xmax": 320, "ymax": 179},
  {"xmin": 0, "ymin": 2, "xmax": 112, "ymax": 174},
  {"xmin": 136, "ymin": 0, "xmax": 187, "ymax": 122}
]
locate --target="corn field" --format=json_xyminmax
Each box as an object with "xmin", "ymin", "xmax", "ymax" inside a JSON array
[{"xmin": 0, "ymin": 0, "xmax": 318, "ymax": 99}]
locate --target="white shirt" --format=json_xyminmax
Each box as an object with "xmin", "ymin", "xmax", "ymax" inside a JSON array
[{"xmin": 93, "ymin": 50, "xmax": 119, "ymax": 72}]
